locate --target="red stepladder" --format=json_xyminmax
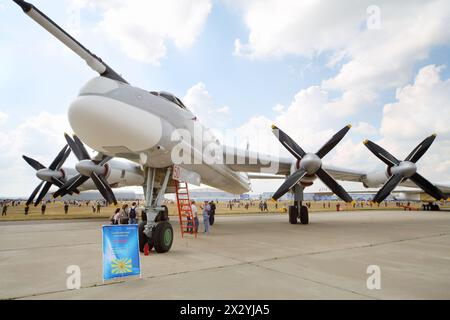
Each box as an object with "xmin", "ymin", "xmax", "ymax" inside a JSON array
[{"xmin": 175, "ymin": 180, "xmax": 197, "ymax": 238}]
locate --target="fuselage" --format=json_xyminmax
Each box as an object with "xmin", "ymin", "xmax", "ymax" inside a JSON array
[{"xmin": 68, "ymin": 76, "xmax": 251, "ymax": 194}]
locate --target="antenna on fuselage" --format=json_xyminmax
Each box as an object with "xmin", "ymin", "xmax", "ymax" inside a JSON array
[{"xmin": 12, "ymin": 0, "xmax": 128, "ymax": 84}]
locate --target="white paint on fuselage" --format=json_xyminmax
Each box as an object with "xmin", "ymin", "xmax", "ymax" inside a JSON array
[{"xmin": 68, "ymin": 77, "xmax": 251, "ymax": 194}]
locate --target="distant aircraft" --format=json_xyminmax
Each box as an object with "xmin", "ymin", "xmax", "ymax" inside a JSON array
[{"xmin": 12, "ymin": 0, "xmax": 449, "ymax": 254}]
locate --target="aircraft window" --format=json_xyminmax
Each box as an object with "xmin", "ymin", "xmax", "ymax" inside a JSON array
[{"xmin": 158, "ymin": 91, "xmax": 187, "ymax": 109}]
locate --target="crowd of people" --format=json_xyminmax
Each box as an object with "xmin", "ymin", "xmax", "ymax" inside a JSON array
[{"xmin": 110, "ymin": 202, "xmax": 139, "ymax": 225}]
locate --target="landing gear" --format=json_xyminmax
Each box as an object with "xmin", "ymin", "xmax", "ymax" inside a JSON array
[
  {"xmin": 288, "ymin": 185, "xmax": 309, "ymax": 225},
  {"xmin": 153, "ymin": 221, "xmax": 173, "ymax": 253},
  {"xmin": 138, "ymin": 167, "xmax": 174, "ymax": 254},
  {"xmin": 288, "ymin": 204, "xmax": 309, "ymax": 224},
  {"xmin": 289, "ymin": 206, "xmax": 298, "ymax": 224},
  {"xmin": 299, "ymin": 205, "xmax": 309, "ymax": 224}
]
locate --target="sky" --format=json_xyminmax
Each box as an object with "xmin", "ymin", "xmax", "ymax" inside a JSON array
[{"xmin": 1, "ymin": 0, "xmax": 450, "ymax": 197}]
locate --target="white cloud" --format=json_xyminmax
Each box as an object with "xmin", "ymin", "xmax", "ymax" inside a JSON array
[
  {"xmin": 233, "ymin": 0, "xmax": 450, "ymax": 115},
  {"xmin": 273, "ymin": 103, "xmax": 285, "ymax": 113},
  {"xmin": 73, "ymin": 0, "xmax": 212, "ymax": 64},
  {"xmin": 380, "ymin": 65, "xmax": 450, "ymax": 140},
  {"xmin": 0, "ymin": 111, "xmax": 7, "ymax": 125},
  {"xmin": 183, "ymin": 82, "xmax": 231, "ymax": 129},
  {"xmin": 352, "ymin": 122, "xmax": 378, "ymax": 136},
  {"xmin": 0, "ymin": 112, "xmax": 75, "ymax": 197}
]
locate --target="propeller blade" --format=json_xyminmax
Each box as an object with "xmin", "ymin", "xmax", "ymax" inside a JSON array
[
  {"xmin": 373, "ymin": 173, "xmax": 403, "ymax": 203},
  {"xmin": 90, "ymin": 172, "xmax": 117, "ymax": 205},
  {"xmin": 56, "ymin": 148, "xmax": 71, "ymax": 171},
  {"xmin": 271, "ymin": 125, "xmax": 306, "ymax": 159},
  {"xmin": 26, "ymin": 181, "xmax": 44, "ymax": 206},
  {"xmin": 22, "ymin": 155, "xmax": 45, "ymax": 171},
  {"xmin": 99, "ymin": 155, "xmax": 113, "ymax": 166},
  {"xmin": 363, "ymin": 140, "xmax": 400, "ymax": 167},
  {"xmin": 316, "ymin": 124, "xmax": 352, "ymax": 159},
  {"xmin": 53, "ymin": 174, "xmax": 89, "ymax": 198},
  {"xmin": 64, "ymin": 133, "xmax": 83, "ymax": 161},
  {"xmin": 405, "ymin": 134, "xmax": 436, "ymax": 163},
  {"xmin": 48, "ymin": 145, "xmax": 68, "ymax": 170},
  {"xmin": 73, "ymin": 135, "xmax": 91, "ymax": 160},
  {"xmin": 315, "ymin": 168, "xmax": 353, "ymax": 202},
  {"xmin": 272, "ymin": 169, "xmax": 307, "ymax": 201},
  {"xmin": 409, "ymin": 172, "xmax": 445, "ymax": 200},
  {"xmin": 34, "ymin": 181, "xmax": 52, "ymax": 206},
  {"xmin": 51, "ymin": 177, "xmax": 65, "ymax": 188}
]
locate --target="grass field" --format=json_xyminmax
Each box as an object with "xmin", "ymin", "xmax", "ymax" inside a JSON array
[{"xmin": 1, "ymin": 199, "xmax": 448, "ymax": 222}]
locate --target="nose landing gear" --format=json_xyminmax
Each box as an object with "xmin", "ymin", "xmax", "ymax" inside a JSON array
[
  {"xmin": 288, "ymin": 203, "xmax": 309, "ymax": 225},
  {"xmin": 138, "ymin": 167, "xmax": 174, "ymax": 254},
  {"xmin": 288, "ymin": 185, "xmax": 309, "ymax": 225}
]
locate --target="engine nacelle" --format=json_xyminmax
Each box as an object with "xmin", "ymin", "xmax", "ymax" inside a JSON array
[
  {"xmin": 290, "ymin": 159, "xmax": 318, "ymax": 187},
  {"xmin": 362, "ymin": 169, "xmax": 390, "ymax": 188}
]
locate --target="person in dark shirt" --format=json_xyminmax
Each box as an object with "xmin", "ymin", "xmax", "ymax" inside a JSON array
[{"xmin": 209, "ymin": 201, "xmax": 216, "ymax": 225}]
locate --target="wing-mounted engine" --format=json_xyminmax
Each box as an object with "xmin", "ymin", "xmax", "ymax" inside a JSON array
[
  {"xmin": 363, "ymin": 134, "xmax": 445, "ymax": 202},
  {"xmin": 22, "ymin": 145, "xmax": 73, "ymax": 206},
  {"xmin": 271, "ymin": 124, "xmax": 353, "ymax": 202}
]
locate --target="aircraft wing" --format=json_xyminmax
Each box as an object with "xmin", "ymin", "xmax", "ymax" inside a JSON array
[
  {"xmin": 224, "ymin": 148, "xmax": 292, "ymax": 175},
  {"xmin": 225, "ymin": 148, "xmax": 367, "ymax": 182},
  {"xmin": 399, "ymin": 180, "xmax": 450, "ymax": 195},
  {"xmin": 321, "ymin": 165, "xmax": 366, "ymax": 183}
]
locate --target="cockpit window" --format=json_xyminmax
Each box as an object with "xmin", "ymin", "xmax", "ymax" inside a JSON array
[{"xmin": 154, "ymin": 91, "xmax": 187, "ymax": 109}]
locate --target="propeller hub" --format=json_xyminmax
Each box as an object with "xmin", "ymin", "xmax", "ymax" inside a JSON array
[
  {"xmin": 299, "ymin": 153, "xmax": 322, "ymax": 174},
  {"xmin": 75, "ymin": 160, "xmax": 105, "ymax": 177},
  {"xmin": 36, "ymin": 169, "xmax": 63, "ymax": 182},
  {"xmin": 392, "ymin": 161, "xmax": 417, "ymax": 178}
]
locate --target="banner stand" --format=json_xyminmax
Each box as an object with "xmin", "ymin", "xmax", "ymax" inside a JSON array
[{"xmin": 102, "ymin": 225, "xmax": 142, "ymax": 283}]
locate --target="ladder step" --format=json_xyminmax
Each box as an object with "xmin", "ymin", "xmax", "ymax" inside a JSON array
[{"xmin": 175, "ymin": 180, "xmax": 197, "ymax": 238}]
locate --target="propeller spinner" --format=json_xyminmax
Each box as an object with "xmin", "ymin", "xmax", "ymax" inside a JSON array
[
  {"xmin": 271, "ymin": 125, "xmax": 353, "ymax": 202},
  {"xmin": 363, "ymin": 134, "xmax": 445, "ymax": 203}
]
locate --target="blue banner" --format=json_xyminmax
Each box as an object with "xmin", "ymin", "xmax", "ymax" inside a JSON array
[{"xmin": 102, "ymin": 225, "xmax": 141, "ymax": 281}]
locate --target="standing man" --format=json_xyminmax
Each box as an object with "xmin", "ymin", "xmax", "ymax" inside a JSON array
[
  {"xmin": 96, "ymin": 201, "xmax": 101, "ymax": 213},
  {"xmin": 41, "ymin": 202, "xmax": 46, "ymax": 215},
  {"xmin": 202, "ymin": 201, "xmax": 211, "ymax": 235},
  {"xmin": 209, "ymin": 201, "xmax": 216, "ymax": 226},
  {"xmin": 64, "ymin": 202, "xmax": 69, "ymax": 214},
  {"xmin": 24, "ymin": 205, "xmax": 29, "ymax": 215},
  {"xmin": 2, "ymin": 202, "xmax": 8, "ymax": 216},
  {"xmin": 191, "ymin": 200, "xmax": 199, "ymax": 233}
]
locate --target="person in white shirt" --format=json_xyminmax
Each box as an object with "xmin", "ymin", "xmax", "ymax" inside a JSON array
[{"xmin": 191, "ymin": 200, "xmax": 199, "ymax": 233}]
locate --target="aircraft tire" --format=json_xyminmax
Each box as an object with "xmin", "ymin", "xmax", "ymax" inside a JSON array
[
  {"xmin": 154, "ymin": 221, "xmax": 173, "ymax": 253},
  {"xmin": 289, "ymin": 206, "xmax": 298, "ymax": 224},
  {"xmin": 300, "ymin": 205, "xmax": 309, "ymax": 225}
]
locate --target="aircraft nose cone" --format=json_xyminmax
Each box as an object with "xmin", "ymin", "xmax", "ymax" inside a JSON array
[
  {"xmin": 68, "ymin": 81, "xmax": 163, "ymax": 155},
  {"xmin": 300, "ymin": 153, "xmax": 322, "ymax": 174}
]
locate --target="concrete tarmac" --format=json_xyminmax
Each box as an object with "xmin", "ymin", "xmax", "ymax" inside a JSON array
[{"xmin": 1, "ymin": 210, "xmax": 450, "ymax": 299}]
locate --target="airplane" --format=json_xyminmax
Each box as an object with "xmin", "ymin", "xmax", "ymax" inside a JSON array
[{"xmin": 11, "ymin": 0, "xmax": 449, "ymax": 254}]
